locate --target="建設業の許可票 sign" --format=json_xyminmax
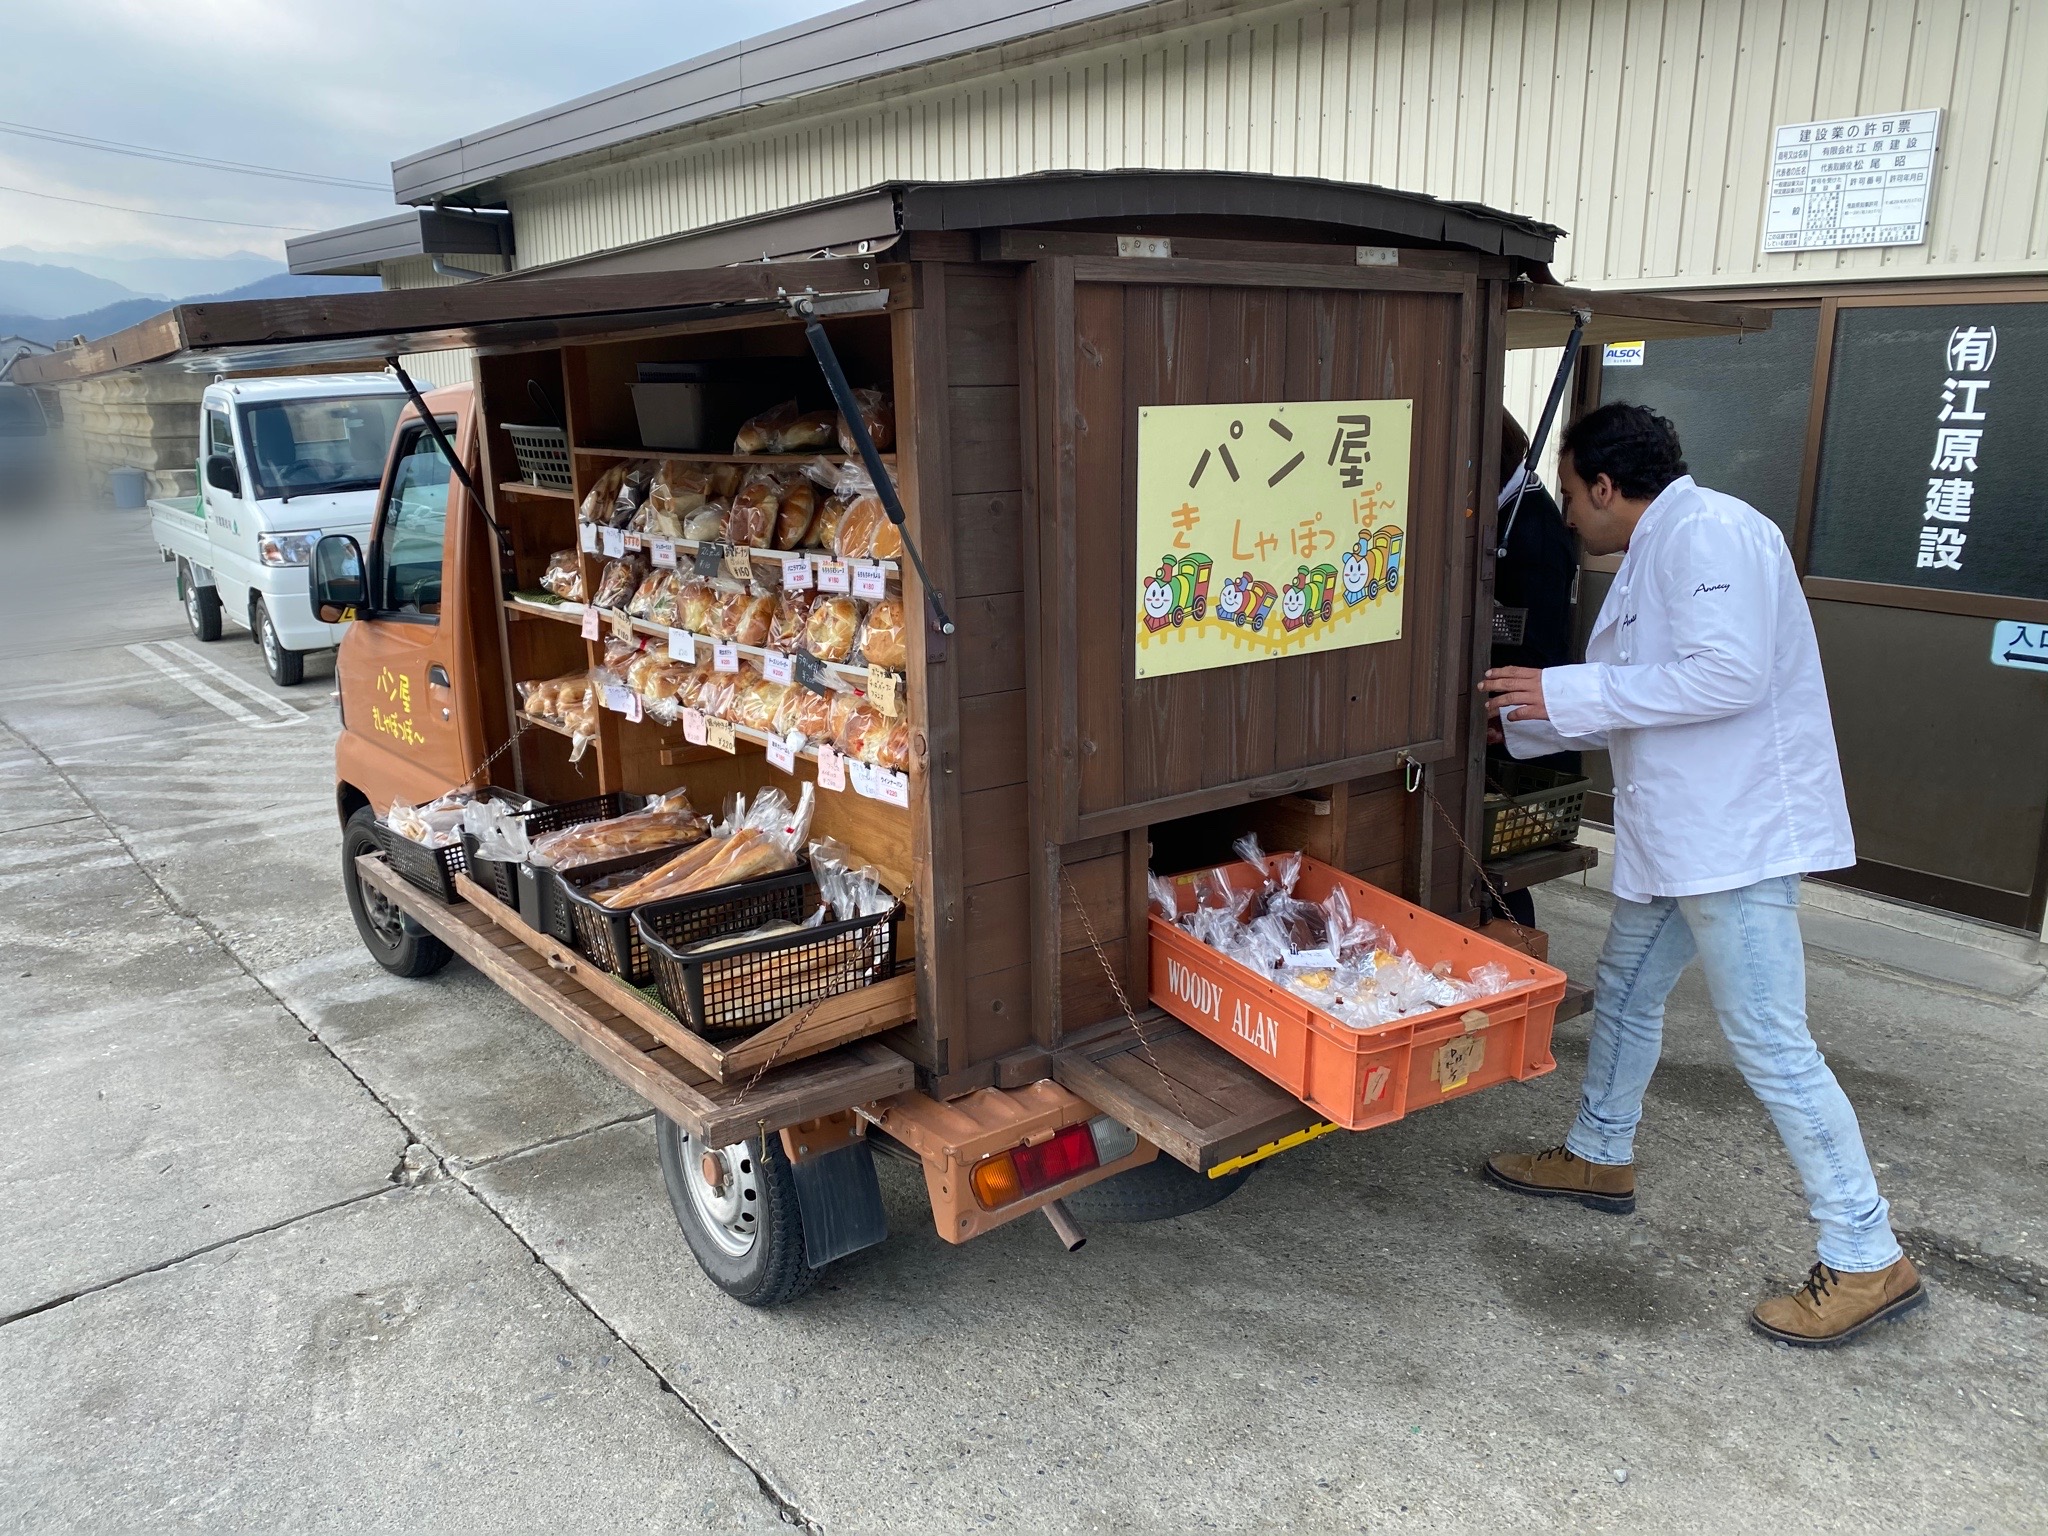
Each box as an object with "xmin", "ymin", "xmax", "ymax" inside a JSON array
[{"xmin": 1134, "ymin": 400, "xmax": 1412, "ymax": 680}]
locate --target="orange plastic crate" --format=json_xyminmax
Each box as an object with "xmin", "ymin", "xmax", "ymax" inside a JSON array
[{"xmin": 1149, "ymin": 856, "xmax": 1564, "ymax": 1131}]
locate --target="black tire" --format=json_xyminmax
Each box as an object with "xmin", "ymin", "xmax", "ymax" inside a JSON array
[
  {"xmin": 253, "ymin": 596, "xmax": 305, "ymax": 686},
  {"xmin": 179, "ymin": 560, "xmax": 222, "ymax": 641},
  {"xmin": 1061, "ymin": 1154, "xmax": 1254, "ymax": 1224},
  {"xmin": 342, "ymin": 808, "xmax": 451, "ymax": 978},
  {"xmin": 656, "ymin": 1116, "xmax": 815, "ymax": 1307}
]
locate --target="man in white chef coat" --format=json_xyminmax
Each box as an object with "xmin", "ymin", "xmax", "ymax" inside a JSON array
[{"xmin": 1479, "ymin": 402, "xmax": 1925, "ymax": 1348}]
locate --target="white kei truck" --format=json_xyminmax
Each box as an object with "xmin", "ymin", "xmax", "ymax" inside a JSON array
[{"xmin": 149, "ymin": 374, "xmax": 406, "ymax": 684}]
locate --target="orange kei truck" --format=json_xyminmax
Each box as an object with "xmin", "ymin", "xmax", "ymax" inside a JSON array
[{"xmin": 29, "ymin": 173, "xmax": 1762, "ymax": 1305}]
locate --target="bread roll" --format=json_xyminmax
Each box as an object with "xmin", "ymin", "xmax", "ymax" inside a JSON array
[
  {"xmin": 675, "ymin": 575, "xmax": 716, "ymax": 633},
  {"xmin": 767, "ymin": 589, "xmax": 815, "ymax": 652},
  {"xmin": 836, "ymin": 390, "xmax": 895, "ymax": 454},
  {"xmin": 772, "ymin": 477, "xmax": 818, "ymax": 549},
  {"xmin": 810, "ymin": 495, "xmax": 844, "ymax": 551},
  {"xmin": 734, "ymin": 402, "xmax": 796, "ymax": 455},
  {"xmin": 733, "ymin": 677, "xmax": 787, "ymax": 731},
  {"xmin": 881, "ymin": 721, "xmax": 911, "ymax": 771},
  {"xmin": 802, "ymin": 595, "xmax": 860, "ymax": 663},
  {"xmin": 791, "ymin": 685, "xmax": 834, "ymax": 740},
  {"xmin": 855, "ymin": 596, "xmax": 907, "ymax": 671},
  {"xmin": 726, "ymin": 470, "xmax": 780, "ymax": 549},
  {"xmin": 729, "ymin": 591, "xmax": 775, "ymax": 647},
  {"xmin": 776, "ymin": 410, "xmax": 837, "ymax": 452},
  {"xmin": 682, "ymin": 502, "xmax": 726, "ymax": 541}
]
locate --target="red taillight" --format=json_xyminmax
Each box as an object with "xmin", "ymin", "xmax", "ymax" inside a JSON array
[{"xmin": 1011, "ymin": 1122, "xmax": 1099, "ymax": 1192}]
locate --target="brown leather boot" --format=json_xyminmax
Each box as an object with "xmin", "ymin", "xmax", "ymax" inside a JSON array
[
  {"xmin": 1750, "ymin": 1257, "xmax": 1927, "ymax": 1347},
  {"xmin": 1483, "ymin": 1144, "xmax": 1636, "ymax": 1214}
]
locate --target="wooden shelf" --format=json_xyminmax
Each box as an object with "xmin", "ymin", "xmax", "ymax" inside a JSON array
[
  {"xmin": 516, "ymin": 710, "xmax": 585, "ymax": 741},
  {"xmin": 503, "ymin": 597, "xmax": 895, "ymax": 689},
  {"xmin": 575, "ymin": 445, "xmax": 896, "ymax": 469},
  {"xmin": 601, "ymin": 529, "xmax": 901, "ymax": 579},
  {"xmin": 1482, "ymin": 841, "xmax": 1599, "ymax": 894},
  {"xmin": 497, "ymin": 479, "xmax": 576, "ymax": 501}
]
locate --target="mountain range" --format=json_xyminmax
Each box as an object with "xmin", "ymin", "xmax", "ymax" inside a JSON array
[{"xmin": 0, "ymin": 254, "xmax": 379, "ymax": 348}]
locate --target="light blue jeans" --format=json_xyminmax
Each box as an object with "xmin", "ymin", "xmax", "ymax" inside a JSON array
[{"xmin": 1567, "ymin": 874, "xmax": 1902, "ymax": 1273}]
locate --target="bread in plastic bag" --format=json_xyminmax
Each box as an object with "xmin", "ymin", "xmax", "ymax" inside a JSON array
[
  {"xmin": 776, "ymin": 409, "xmax": 837, "ymax": 453},
  {"xmin": 810, "ymin": 495, "xmax": 845, "ymax": 551},
  {"xmin": 527, "ymin": 790, "xmax": 705, "ymax": 870},
  {"xmin": 538, "ymin": 549, "xmax": 585, "ymax": 603},
  {"xmin": 577, "ymin": 462, "xmax": 630, "ymax": 525},
  {"xmin": 808, "ymin": 836, "xmax": 896, "ymax": 921},
  {"xmin": 802, "ymin": 594, "xmax": 860, "ymax": 662},
  {"xmin": 597, "ymin": 785, "xmax": 814, "ymax": 908},
  {"xmin": 649, "ymin": 460, "xmax": 709, "ymax": 519},
  {"xmin": 385, "ymin": 790, "xmax": 472, "ymax": 847},
  {"xmin": 735, "ymin": 401, "xmax": 797, "ymax": 455},
  {"xmin": 835, "ymin": 387, "xmax": 895, "ymax": 455},
  {"xmin": 726, "ymin": 467, "xmax": 780, "ymax": 549},
  {"xmin": 626, "ymin": 568, "xmax": 674, "ymax": 620},
  {"xmin": 674, "ymin": 575, "xmax": 716, "ymax": 633},
  {"xmin": 681, "ymin": 501, "xmax": 727, "ymax": 542},
  {"xmin": 772, "ymin": 474, "xmax": 819, "ymax": 549},
  {"xmin": 854, "ymin": 596, "xmax": 907, "ymax": 671},
  {"xmin": 592, "ymin": 556, "xmax": 644, "ymax": 611},
  {"xmin": 767, "ymin": 588, "xmax": 815, "ymax": 652}
]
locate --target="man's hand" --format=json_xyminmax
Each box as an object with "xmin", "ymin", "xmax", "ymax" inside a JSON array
[{"xmin": 1481, "ymin": 666, "xmax": 1549, "ymax": 723}]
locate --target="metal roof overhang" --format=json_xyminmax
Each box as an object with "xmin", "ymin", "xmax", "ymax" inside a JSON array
[
  {"xmin": 1507, "ymin": 282, "xmax": 1774, "ymax": 350},
  {"xmin": 9, "ymin": 259, "xmax": 889, "ymax": 385},
  {"xmin": 286, "ymin": 207, "xmax": 516, "ymax": 277}
]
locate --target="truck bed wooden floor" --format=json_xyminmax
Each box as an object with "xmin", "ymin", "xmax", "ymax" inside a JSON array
[{"xmin": 358, "ymin": 855, "xmax": 914, "ymax": 1145}]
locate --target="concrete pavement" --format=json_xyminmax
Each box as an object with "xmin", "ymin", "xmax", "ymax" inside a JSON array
[{"xmin": 1, "ymin": 506, "xmax": 2042, "ymax": 1532}]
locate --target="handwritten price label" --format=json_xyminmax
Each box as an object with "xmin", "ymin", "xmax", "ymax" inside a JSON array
[
  {"xmin": 622, "ymin": 531, "xmax": 643, "ymax": 553},
  {"xmin": 728, "ymin": 545, "xmax": 753, "ymax": 583},
  {"xmin": 600, "ymin": 526, "xmax": 625, "ymax": 558},
  {"xmin": 624, "ymin": 690, "xmax": 643, "ymax": 724},
  {"xmin": 693, "ymin": 542, "xmax": 726, "ymax": 578},
  {"xmin": 846, "ymin": 758, "xmax": 877, "ymax": 799},
  {"xmin": 816, "ymin": 558, "xmax": 850, "ymax": 593},
  {"xmin": 580, "ymin": 607, "xmax": 601, "ymax": 640},
  {"xmin": 866, "ymin": 665, "xmax": 899, "ymax": 717},
  {"xmin": 578, "ymin": 522, "xmax": 599, "ymax": 553},
  {"xmin": 681, "ymin": 708, "xmax": 707, "ymax": 745},
  {"xmin": 601, "ymin": 684, "xmax": 632, "ymax": 714},
  {"xmin": 609, "ymin": 609, "xmax": 635, "ymax": 643},
  {"xmin": 651, "ymin": 537, "xmax": 677, "ymax": 569},
  {"xmin": 852, "ymin": 562, "xmax": 887, "ymax": 599},
  {"xmin": 763, "ymin": 650, "xmax": 793, "ymax": 685},
  {"xmin": 706, "ymin": 717, "xmax": 736, "ymax": 754},
  {"xmin": 713, "ymin": 642, "xmax": 739, "ymax": 674},
  {"xmin": 816, "ymin": 744, "xmax": 845, "ymax": 792},
  {"xmin": 876, "ymin": 767, "xmax": 910, "ymax": 806},
  {"xmin": 782, "ymin": 554, "xmax": 813, "ymax": 590},
  {"xmin": 667, "ymin": 627, "xmax": 695, "ymax": 663},
  {"xmin": 766, "ymin": 734, "xmax": 796, "ymax": 773}
]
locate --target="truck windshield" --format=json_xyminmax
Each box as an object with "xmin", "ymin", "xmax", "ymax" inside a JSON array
[{"xmin": 238, "ymin": 394, "xmax": 403, "ymax": 501}]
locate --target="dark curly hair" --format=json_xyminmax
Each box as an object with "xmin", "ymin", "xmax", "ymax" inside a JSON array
[{"xmin": 1560, "ymin": 402, "xmax": 1688, "ymax": 499}]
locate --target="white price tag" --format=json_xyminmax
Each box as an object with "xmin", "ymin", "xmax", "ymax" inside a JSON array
[
  {"xmin": 681, "ymin": 708, "xmax": 707, "ymax": 745},
  {"xmin": 816, "ymin": 745, "xmax": 845, "ymax": 793},
  {"xmin": 846, "ymin": 758, "xmax": 877, "ymax": 798},
  {"xmin": 782, "ymin": 554, "xmax": 813, "ymax": 590},
  {"xmin": 600, "ymin": 526, "xmax": 625, "ymax": 558},
  {"xmin": 580, "ymin": 606, "xmax": 600, "ymax": 640},
  {"xmin": 713, "ymin": 642, "xmax": 739, "ymax": 674},
  {"xmin": 763, "ymin": 650, "xmax": 793, "ymax": 685},
  {"xmin": 651, "ymin": 537, "xmax": 677, "ymax": 569},
  {"xmin": 624, "ymin": 690, "xmax": 643, "ymax": 724},
  {"xmin": 852, "ymin": 562, "xmax": 887, "ymax": 599},
  {"xmin": 667, "ymin": 627, "xmax": 695, "ymax": 663},
  {"xmin": 817, "ymin": 558, "xmax": 850, "ymax": 593},
  {"xmin": 601, "ymin": 683, "xmax": 632, "ymax": 714},
  {"xmin": 876, "ymin": 767, "xmax": 910, "ymax": 806},
  {"xmin": 766, "ymin": 735, "xmax": 796, "ymax": 773},
  {"xmin": 866, "ymin": 665, "xmax": 899, "ymax": 717},
  {"xmin": 578, "ymin": 522, "xmax": 599, "ymax": 553},
  {"xmin": 622, "ymin": 531, "xmax": 643, "ymax": 552}
]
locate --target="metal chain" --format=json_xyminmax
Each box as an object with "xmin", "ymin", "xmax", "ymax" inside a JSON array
[
  {"xmin": 1059, "ymin": 865, "xmax": 1194, "ymax": 1124},
  {"xmin": 460, "ymin": 713, "xmax": 536, "ymax": 791},
  {"xmin": 1400, "ymin": 750, "xmax": 1532, "ymax": 942},
  {"xmin": 730, "ymin": 995, "xmax": 830, "ymax": 1107}
]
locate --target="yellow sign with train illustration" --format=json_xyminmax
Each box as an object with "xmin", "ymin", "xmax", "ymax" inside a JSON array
[{"xmin": 1134, "ymin": 399, "xmax": 1412, "ymax": 680}]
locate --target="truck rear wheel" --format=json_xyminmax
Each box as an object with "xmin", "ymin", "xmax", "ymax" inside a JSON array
[
  {"xmin": 342, "ymin": 808, "xmax": 451, "ymax": 978},
  {"xmin": 1061, "ymin": 1155, "xmax": 1253, "ymax": 1224},
  {"xmin": 253, "ymin": 596, "xmax": 305, "ymax": 686},
  {"xmin": 656, "ymin": 1117, "xmax": 816, "ymax": 1307},
  {"xmin": 179, "ymin": 560, "xmax": 222, "ymax": 641}
]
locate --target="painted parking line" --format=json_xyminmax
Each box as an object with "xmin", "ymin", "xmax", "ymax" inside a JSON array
[
  {"xmin": 155, "ymin": 642, "xmax": 306, "ymax": 723},
  {"xmin": 121, "ymin": 643, "xmax": 306, "ymax": 730}
]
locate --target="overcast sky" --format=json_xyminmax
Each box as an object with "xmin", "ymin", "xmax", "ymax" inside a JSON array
[{"xmin": 5, "ymin": 0, "xmax": 845, "ymax": 263}]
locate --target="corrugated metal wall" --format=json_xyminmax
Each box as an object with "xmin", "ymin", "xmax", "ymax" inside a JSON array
[{"xmin": 504, "ymin": 0, "xmax": 2046, "ymax": 290}]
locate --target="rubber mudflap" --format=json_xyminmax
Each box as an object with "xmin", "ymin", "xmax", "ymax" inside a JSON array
[{"xmin": 789, "ymin": 1140, "xmax": 888, "ymax": 1266}]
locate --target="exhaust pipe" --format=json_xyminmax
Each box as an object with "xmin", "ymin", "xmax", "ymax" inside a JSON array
[{"xmin": 1041, "ymin": 1198, "xmax": 1086, "ymax": 1252}]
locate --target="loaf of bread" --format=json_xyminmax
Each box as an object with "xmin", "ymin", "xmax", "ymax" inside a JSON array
[
  {"xmin": 726, "ymin": 470, "xmax": 780, "ymax": 549},
  {"xmin": 810, "ymin": 495, "xmax": 845, "ymax": 551},
  {"xmin": 776, "ymin": 410, "xmax": 837, "ymax": 452},
  {"xmin": 772, "ymin": 476, "xmax": 819, "ymax": 549},
  {"xmin": 734, "ymin": 402, "xmax": 796, "ymax": 455},
  {"xmin": 767, "ymin": 589, "xmax": 815, "ymax": 652},
  {"xmin": 855, "ymin": 596, "xmax": 907, "ymax": 671}
]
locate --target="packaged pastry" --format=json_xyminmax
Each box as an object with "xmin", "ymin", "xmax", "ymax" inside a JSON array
[
  {"xmin": 560, "ymin": 688, "xmax": 598, "ymax": 741},
  {"xmin": 527, "ymin": 790, "xmax": 706, "ymax": 870},
  {"xmin": 628, "ymin": 498, "xmax": 687, "ymax": 539},
  {"xmin": 767, "ymin": 589, "xmax": 816, "ymax": 652},
  {"xmin": 826, "ymin": 688, "xmax": 865, "ymax": 745},
  {"xmin": 802, "ymin": 594, "xmax": 860, "ymax": 663},
  {"xmin": 592, "ymin": 557, "xmax": 644, "ymax": 611},
  {"xmin": 386, "ymin": 791, "xmax": 471, "ymax": 847},
  {"xmin": 681, "ymin": 501, "xmax": 727, "ymax": 542},
  {"xmin": 625, "ymin": 649, "xmax": 667, "ymax": 693},
  {"xmin": 734, "ymin": 401, "xmax": 797, "ymax": 455},
  {"xmin": 733, "ymin": 676, "xmax": 787, "ymax": 732},
  {"xmin": 597, "ymin": 637, "xmax": 640, "ymax": 682},
  {"xmin": 880, "ymin": 720, "xmax": 911, "ymax": 772},
  {"xmin": 577, "ymin": 462, "xmax": 631, "ymax": 525},
  {"xmin": 698, "ymin": 662, "xmax": 754, "ymax": 721},
  {"xmin": 649, "ymin": 460, "xmax": 710, "ymax": 518},
  {"xmin": 836, "ymin": 387, "xmax": 895, "ymax": 454},
  {"xmin": 833, "ymin": 493, "xmax": 904, "ymax": 560},
  {"xmin": 809, "ymin": 495, "xmax": 845, "ymax": 551},
  {"xmin": 638, "ymin": 661, "xmax": 693, "ymax": 709},
  {"xmin": 776, "ymin": 409, "xmax": 837, "ymax": 452},
  {"xmin": 626, "ymin": 568, "xmax": 673, "ymax": 620},
  {"xmin": 677, "ymin": 658, "xmax": 717, "ymax": 710},
  {"xmin": 538, "ymin": 549, "xmax": 585, "ymax": 603},
  {"xmin": 706, "ymin": 462, "xmax": 743, "ymax": 500},
  {"xmin": 597, "ymin": 786, "xmax": 814, "ymax": 909},
  {"xmin": 674, "ymin": 575, "xmax": 717, "ymax": 633},
  {"xmin": 836, "ymin": 703, "xmax": 891, "ymax": 763},
  {"xmin": 517, "ymin": 670, "xmax": 589, "ymax": 721},
  {"xmin": 771, "ymin": 683, "xmax": 810, "ymax": 737},
  {"xmin": 611, "ymin": 465, "xmax": 653, "ymax": 526},
  {"xmin": 725, "ymin": 468, "xmax": 781, "ymax": 549},
  {"xmin": 854, "ymin": 596, "xmax": 907, "ymax": 671},
  {"xmin": 788, "ymin": 683, "xmax": 834, "ymax": 740},
  {"xmin": 645, "ymin": 572, "xmax": 683, "ymax": 627},
  {"xmin": 772, "ymin": 475, "xmax": 819, "ymax": 549},
  {"xmin": 729, "ymin": 589, "xmax": 775, "ymax": 646}
]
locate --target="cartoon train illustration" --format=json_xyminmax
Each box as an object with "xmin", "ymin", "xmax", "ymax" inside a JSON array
[
  {"xmin": 1340, "ymin": 525, "xmax": 1407, "ymax": 605},
  {"xmin": 1216, "ymin": 571, "xmax": 1278, "ymax": 632},
  {"xmin": 1280, "ymin": 563, "xmax": 1341, "ymax": 632},
  {"xmin": 1140, "ymin": 553, "xmax": 1216, "ymax": 631}
]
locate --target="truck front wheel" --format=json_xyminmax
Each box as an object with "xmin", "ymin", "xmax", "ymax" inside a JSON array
[
  {"xmin": 253, "ymin": 596, "xmax": 305, "ymax": 686},
  {"xmin": 179, "ymin": 560, "xmax": 222, "ymax": 641},
  {"xmin": 656, "ymin": 1117, "xmax": 815, "ymax": 1307},
  {"xmin": 342, "ymin": 808, "xmax": 451, "ymax": 978}
]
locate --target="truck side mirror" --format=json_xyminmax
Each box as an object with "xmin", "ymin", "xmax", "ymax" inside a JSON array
[
  {"xmin": 311, "ymin": 534, "xmax": 366, "ymax": 624},
  {"xmin": 204, "ymin": 452, "xmax": 240, "ymax": 496}
]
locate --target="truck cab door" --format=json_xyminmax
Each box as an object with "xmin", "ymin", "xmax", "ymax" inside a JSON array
[
  {"xmin": 334, "ymin": 412, "xmax": 477, "ymax": 808},
  {"xmin": 199, "ymin": 404, "xmax": 243, "ymax": 613}
]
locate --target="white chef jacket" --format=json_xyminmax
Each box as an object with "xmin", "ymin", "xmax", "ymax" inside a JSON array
[{"xmin": 1504, "ymin": 475, "xmax": 1855, "ymax": 903}]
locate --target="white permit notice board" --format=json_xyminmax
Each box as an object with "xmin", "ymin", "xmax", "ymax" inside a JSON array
[{"xmin": 1764, "ymin": 109, "xmax": 1940, "ymax": 253}]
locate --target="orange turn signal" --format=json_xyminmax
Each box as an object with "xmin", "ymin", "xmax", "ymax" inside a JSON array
[{"xmin": 970, "ymin": 1152, "xmax": 1022, "ymax": 1209}]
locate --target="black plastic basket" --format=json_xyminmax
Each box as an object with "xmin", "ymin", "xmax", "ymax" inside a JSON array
[
  {"xmin": 1482, "ymin": 760, "xmax": 1591, "ymax": 859},
  {"xmin": 461, "ymin": 793, "xmax": 644, "ymax": 913},
  {"xmin": 562, "ymin": 860, "xmax": 808, "ymax": 985},
  {"xmin": 639, "ymin": 881, "xmax": 902, "ymax": 1041},
  {"xmin": 372, "ymin": 822, "xmax": 469, "ymax": 902},
  {"xmin": 521, "ymin": 840, "xmax": 693, "ymax": 945}
]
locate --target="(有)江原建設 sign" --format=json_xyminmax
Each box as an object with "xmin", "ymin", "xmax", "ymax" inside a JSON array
[{"xmin": 1133, "ymin": 400, "xmax": 1412, "ymax": 680}]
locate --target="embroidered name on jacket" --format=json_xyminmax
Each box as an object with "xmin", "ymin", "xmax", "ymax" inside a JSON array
[{"xmin": 1694, "ymin": 582, "xmax": 1731, "ymax": 595}]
